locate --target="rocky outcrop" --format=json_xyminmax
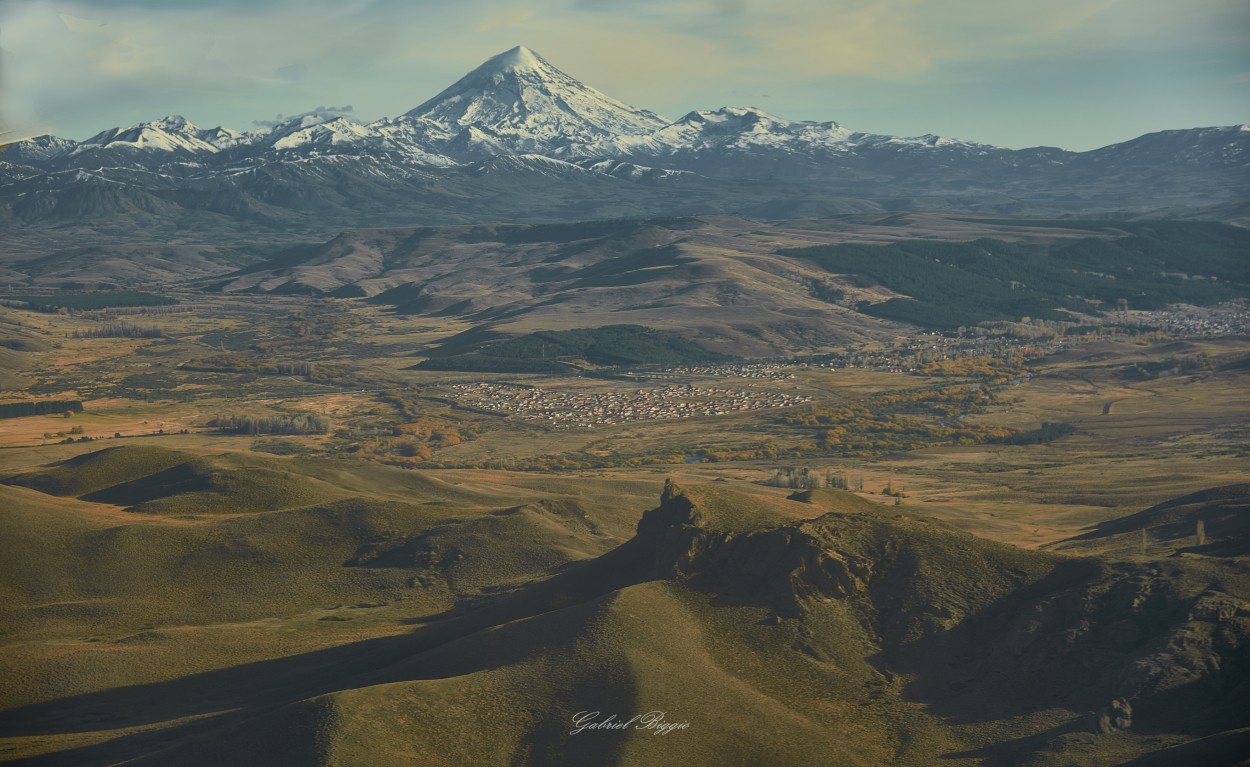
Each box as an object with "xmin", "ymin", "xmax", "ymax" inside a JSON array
[
  {"xmin": 634, "ymin": 480, "xmax": 873, "ymax": 617},
  {"xmin": 1096, "ymin": 697, "xmax": 1133, "ymax": 734},
  {"xmin": 627, "ymin": 480, "xmax": 1250, "ymax": 744}
]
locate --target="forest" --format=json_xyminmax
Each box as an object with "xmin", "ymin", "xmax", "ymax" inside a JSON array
[
  {"xmin": 0, "ymin": 400, "xmax": 83, "ymax": 420},
  {"xmin": 784, "ymin": 222, "xmax": 1250, "ymax": 328},
  {"xmin": 1, "ymin": 291, "xmax": 178, "ymax": 312}
]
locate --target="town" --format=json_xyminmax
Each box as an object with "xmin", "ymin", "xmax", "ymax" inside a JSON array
[{"xmin": 447, "ymin": 381, "xmax": 813, "ymax": 428}]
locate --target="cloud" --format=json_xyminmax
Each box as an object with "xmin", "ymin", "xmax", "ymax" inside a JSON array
[
  {"xmin": 575, "ymin": 0, "xmax": 745, "ymax": 14},
  {"xmin": 476, "ymin": 8, "xmax": 537, "ymax": 31},
  {"xmin": 274, "ymin": 64, "xmax": 308, "ymax": 83},
  {"xmin": 0, "ymin": 0, "xmax": 1244, "ymax": 145},
  {"xmin": 250, "ymin": 104, "xmax": 352, "ymax": 128},
  {"xmin": 0, "ymin": 0, "xmax": 423, "ymax": 136}
]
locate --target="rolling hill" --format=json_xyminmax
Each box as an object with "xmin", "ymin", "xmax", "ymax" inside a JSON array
[
  {"xmin": 188, "ymin": 214, "xmax": 1250, "ymax": 355},
  {"xmin": 1, "ymin": 467, "xmax": 1246, "ymax": 766}
]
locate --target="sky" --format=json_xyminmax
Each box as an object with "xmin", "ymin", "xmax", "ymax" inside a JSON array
[{"xmin": 1, "ymin": 0, "xmax": 1247, "ymax": 150}]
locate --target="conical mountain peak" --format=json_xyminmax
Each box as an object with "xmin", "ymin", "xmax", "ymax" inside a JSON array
[
  {"xmin": 484, "ymin": 45, "xmax": 547, "ymax": 74},
  {"xmin": 404, "ymin": 45, "xmax": 668, "ymax": 149}
]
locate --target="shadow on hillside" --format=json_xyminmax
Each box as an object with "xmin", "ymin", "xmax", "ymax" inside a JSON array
[
  {"xmin": 879, "ymin": 551, "xmax": 1249, "ymax": 745},
  {"xmin": 1, "ymin": 632, "xmax": 415, "ymax": 765},
  {"xmin": 875, "ymin": 556, "xmax": 1111, "ymax": 725},
  {"xmin": 940, "ymin": 718, "xmax": 1093, "ymax": 766},
  {"xmin": 1, "ymin": 538, "xmax": 655, "ymax": 766},
  {"xmin": 1, "ymin": 597, "xmax": 637, "ymax": 766}
]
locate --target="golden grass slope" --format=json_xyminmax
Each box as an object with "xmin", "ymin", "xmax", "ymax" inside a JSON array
[{"xmin": 4, "ymin": 473, "xmax": 1247, "ymax": 766}]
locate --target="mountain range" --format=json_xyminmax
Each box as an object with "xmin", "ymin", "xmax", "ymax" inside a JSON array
[{"xmin": 2, "ymin": 45, "xmax": 1248, "ymax": 260}]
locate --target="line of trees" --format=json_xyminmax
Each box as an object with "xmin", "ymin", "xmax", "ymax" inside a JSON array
[
  {"xmin": 1, "ymin": 291, "xmax": 178, "ymax": 312},
  {"xmin": 71, "ymin": 323, "xmax": 163, "ymax": 339},
  {"xmin": 83, "ymin": 305, "xmax": 194, "ymax": 319},
  {"xmin": 0, "ymin": 400, "xmax": 83, "ymax": 419},
  {"xmin": 988, "ymin": 422, "xmax": 1075, "ymax": 445},
  {"xmin": 183, "ymin": 357, "xmax": 316, "ymax": 377},
  {"xmin": 208, "ymin": 412, "xmax": 331, "ymax": 435},
  {"xmin": 765, "ymin": 467, "xmax": 864, "ymax": 490}
]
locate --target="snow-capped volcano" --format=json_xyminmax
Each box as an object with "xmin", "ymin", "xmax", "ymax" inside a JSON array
[{"xmin": 403, "ymin": 45, "xmax": 668, "ymax": 152}]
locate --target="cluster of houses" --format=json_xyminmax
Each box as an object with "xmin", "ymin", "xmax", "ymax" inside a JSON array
[
  {"xmin": 447, "ymin": 382, "xmax": 811, "ymax": 428},
  {"xmin": 1128, "ymin": 306, "xmax": 1250, "ymax": 336},
  {"xmin": 663, "ymin": 363, "xmax": 798, "ymax": 381}
]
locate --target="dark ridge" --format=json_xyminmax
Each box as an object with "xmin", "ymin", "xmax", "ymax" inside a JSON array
[{"xmin": 411, "ymin": 324, "xmax": 729, "ymax": 372}]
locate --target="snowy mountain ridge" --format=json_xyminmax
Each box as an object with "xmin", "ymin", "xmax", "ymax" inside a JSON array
[
  {"xmin": 0, "ymin": 45, "xmax": 1064, "ymax": 169},
  {"xmin": 2, "ymin": 45, "xmax": 1247, "ymax": 227}
]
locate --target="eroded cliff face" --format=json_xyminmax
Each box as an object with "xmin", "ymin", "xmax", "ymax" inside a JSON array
[
  {"xmin": 629, "ymin": 480, "xmax": 1250, "ymax": 741},
  {"xmin": 637, "ymin": 479, "xmax": 1050, "ymax": 633},
  {"xmin": 636, "ymin": 480, "xmax": 873, "ymax": 618}
]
